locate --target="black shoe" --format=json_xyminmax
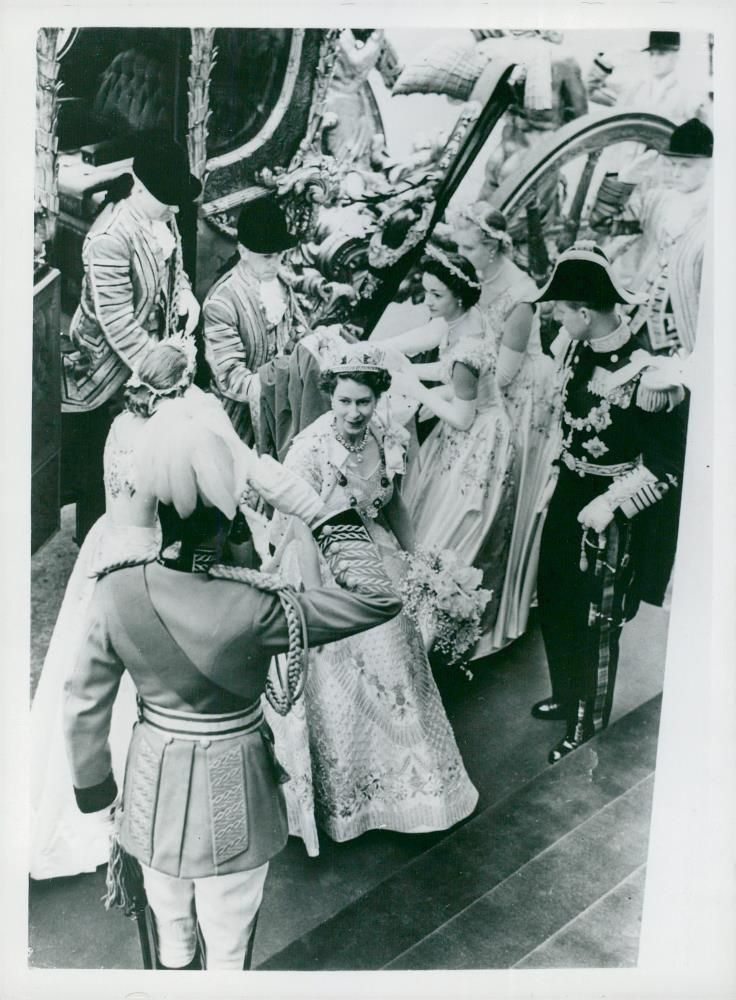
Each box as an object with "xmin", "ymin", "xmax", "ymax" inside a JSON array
[
  {"xmin": 531, "ymin": 698, "xmax": 568, "ymax": 721},
  {"xmin": 548, "ymin": 734, "xmax": 590, "ymax": 764}
]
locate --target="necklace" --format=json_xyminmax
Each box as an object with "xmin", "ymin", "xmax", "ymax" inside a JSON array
[
  {"xmin": 333, "ymin": 456, "xmax": 392, "ymax": 519},
  {"xmin": 333, "ymin": 418, "xmax": 369, "ymax": 463}
]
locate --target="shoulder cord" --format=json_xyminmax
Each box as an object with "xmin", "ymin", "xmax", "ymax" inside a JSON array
[
  {"xmin": 93, "ymin": 556, "xmax": 156, "ymax": 580},
  {"xmin": 208, "ymin": 564, "xmax": 310, "ymax": 716}
]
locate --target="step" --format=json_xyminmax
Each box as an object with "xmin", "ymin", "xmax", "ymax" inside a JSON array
[
  {"xmin": 515, "ymin": 864, "xmax": 647, "ymax": 969},
  {"xmin": 257, "ymin": 694, "xmax": 661, "ymax": 971},
  {"xmin": 385, "ymin": 779, "xmax": 652, "ymax": 969}
]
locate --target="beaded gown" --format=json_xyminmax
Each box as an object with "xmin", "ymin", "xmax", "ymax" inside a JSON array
[
  {"xmin": 402, "ymin": 313, "xmax": 518, "ymax": 647},
  {"xmin": 477, "ymin": 262, "xmax": 560, "ymax": 655},
  {"xmin": 30, "ymin": 412, "xmax": 158, "ymax": 879},
  {"xmin": 265, "ymin": 412, "xmax": 478, "ymax": 856}
]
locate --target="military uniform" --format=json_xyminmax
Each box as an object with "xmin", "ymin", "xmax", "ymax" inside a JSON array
[
  {"xmin": 63, "ymin": 508, "xmax": 402, "ymax": 969},
  {"xmin": 538, "ymin": 322, "xmax": 687, "ymax": 746},
  {"xmin": 529, "ymin": 242, "xmax": 688, "ymax": 761}
]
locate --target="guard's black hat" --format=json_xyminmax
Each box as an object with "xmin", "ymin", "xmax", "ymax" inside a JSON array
[
  {"xmin": 529, "ymin": 242, "xmax": 641, "ymax": 307},
  {"xmin": 643, "ymin": 31, "xmax": 681, "ymax": 52},
  {"xmin": 236, "ymin": 197, "xmax": 299, "ymax": 254},
  {"xmin": 133, "ymin": 133, "xmax": 202, "ymax": 207},
  {"xmin": 664, "ymin": 118, "xmax": 714, "ymax": 158}
]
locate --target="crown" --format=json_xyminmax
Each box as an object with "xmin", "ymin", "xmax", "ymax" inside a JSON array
[
  {"xmin": 424, "ymin": 243, "xmax": 481, "ymax": 289},
  {"xmin": 329, "ymin": 348, "xmax": 388, "ymax": 375}
]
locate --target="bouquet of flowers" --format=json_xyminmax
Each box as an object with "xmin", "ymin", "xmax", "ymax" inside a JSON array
[{"xmin": 401, "ymin": 547, "xmax": 492, "ymax": 677}]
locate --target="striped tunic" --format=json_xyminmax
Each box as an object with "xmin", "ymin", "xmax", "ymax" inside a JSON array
[
  {"xmin": 202, "ymin": 262, "xmax": 309, "ymax": 444},
  {"xmin": 61, "ymin": 200, "xmax": 188, "ymax": 413}
]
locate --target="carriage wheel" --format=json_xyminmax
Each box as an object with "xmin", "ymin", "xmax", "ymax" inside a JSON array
[{"xmin": 490, "ymin": 108, "xmax": 675, "ymax": 271}]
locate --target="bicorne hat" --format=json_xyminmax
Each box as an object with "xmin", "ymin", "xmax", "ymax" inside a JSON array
[
  {"xmin": 132, "ymin": 134, "xmax": 202, "ymax": 208},
  {"xmin": 529, "ymin": 242, "xmax": 641, "ymax": 307},
  {"xmin": 664, "ymin": 118, "xmax": 713, "ymax": 159},
  {"xmin": 236, "ymin": 197, "xmax": 299, "ymax": 254},
  {"xmin": 643, "ymin": 31, "xmax": 680, "ymax": 52}
]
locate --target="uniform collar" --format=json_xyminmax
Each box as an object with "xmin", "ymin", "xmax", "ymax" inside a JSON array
[{"xmin": 586, "ymin": 319, "xmax": 632, "ymax": 354}]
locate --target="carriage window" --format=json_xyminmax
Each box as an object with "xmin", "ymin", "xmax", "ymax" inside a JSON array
[
  {"xmin": 56, "ymin": 28, "xmax": 185, "ymax": 155},
  {"xmin": 206, "ymin": 29, "xmax": 293, "ymax": 157}
]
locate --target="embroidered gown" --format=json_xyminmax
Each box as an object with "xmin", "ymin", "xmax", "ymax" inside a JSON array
[
  {"xmin": 265, "ymin": 412, "xmax": 479, "ymax": 856},
  {"xmin": 30, "ymin": 412, "xmax": 158, "ymax": 879},
  {"xmin": 478, "ymin": 264, "xmax": 560, "ymax": 655},
  {"xmin": 402, "ymin": 325, "xmax": 518, "ymax": 645}
]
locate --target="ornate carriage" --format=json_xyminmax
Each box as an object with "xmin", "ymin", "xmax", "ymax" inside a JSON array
[{"xmin": 33, "ymin": 27, "xmax": 678, "ymax": 550}]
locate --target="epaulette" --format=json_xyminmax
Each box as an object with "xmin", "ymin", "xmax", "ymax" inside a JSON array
[{"xmin": 636, "ymin": 354, "xmax": 688, "ymax": 413}]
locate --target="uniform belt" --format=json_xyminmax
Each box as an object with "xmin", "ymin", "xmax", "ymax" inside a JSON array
[
  {"xmin": 561, "ymin": 451, "xmax": 641, "ymax": 478},
  {"xmin": 138, "ymin": 699, "xmax": 263, "ymax": 740}
]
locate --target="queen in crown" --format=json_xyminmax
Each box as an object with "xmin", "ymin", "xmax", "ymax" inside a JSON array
[{"xmin": 265, "ymin": 337, "xmax": 478, "ymax": 855}]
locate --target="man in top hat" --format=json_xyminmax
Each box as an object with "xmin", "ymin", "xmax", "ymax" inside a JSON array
[
  {"xmin": 609, "ymin": 118, "xmax": 713, "ymax": 356},
  {"xmin": 61, "ymin": 132, "xmax": 203, "ymax": 540},
  {"xmin": 610, "ymin": 31, "xmax": 707, "ymax": 125},
  {"xmin": 202, "ymin": 196, "xmax": 310, "ymax": 445},
  {"xmin": 63, "ymin": 401, "xmax": 403, "ymax": 970},
  {"xmin": 528, "ymin": 243, "xmax": 688, "ymax": 764}
]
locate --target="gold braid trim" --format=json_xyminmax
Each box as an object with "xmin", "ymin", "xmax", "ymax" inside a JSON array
[{"xmin": 208, "ymin": 564, "xmax": 309, "ymax": 716}]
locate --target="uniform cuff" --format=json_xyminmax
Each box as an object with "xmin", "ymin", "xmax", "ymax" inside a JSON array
[
  {"xmin": 311, "ymin": 506, "xmax": 364, "ymax": 539},
  {"xmin": 74, "ymin": 773, "xmax": 118, "ymax": 814}
]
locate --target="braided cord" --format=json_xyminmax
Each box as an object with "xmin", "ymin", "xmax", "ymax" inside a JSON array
[
  {"xmin": 94, "ymin": 555, "xmax": 157, "ymax": 580},
  {"xmin": 208, "ymin": 564, "xmax": 309, "ymax": 716}
]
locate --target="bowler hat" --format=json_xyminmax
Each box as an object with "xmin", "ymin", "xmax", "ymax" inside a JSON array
[
  {"xmin": 236, "ymin": 197, "xmax": 299, "ymax": 254},
  {"xmin": 643, "ymin": 31, "xmax": 680, "ymax": 52},
  {"xmin": 133, "ymin": 134, "xmax": 202, "ymax": 207},
  {"xmin": 664, "ymin": 118, "xmax": 713, "ymax": 158},
  {"xmin": 530, "ymin": 242, "xmax": 641, "ymax": 307}
]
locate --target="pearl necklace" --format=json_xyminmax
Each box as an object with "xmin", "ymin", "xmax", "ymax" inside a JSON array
[{"xmin": 333, "ymin": 418, "xmax": 369, "ymax": 464}]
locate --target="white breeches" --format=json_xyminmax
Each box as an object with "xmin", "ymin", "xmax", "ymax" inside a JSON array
[{"xmin": 141, "ymin": 862, "xmax": 269, "ymax": 970}]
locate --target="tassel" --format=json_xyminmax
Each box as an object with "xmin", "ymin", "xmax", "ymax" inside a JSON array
[
  {"xmin": 579, "ymin": 529, "xmax": 590, "ymax": 572},
  {"xmin": 103, "ymin": 831, "xmax": 146, "ymax": 919}
]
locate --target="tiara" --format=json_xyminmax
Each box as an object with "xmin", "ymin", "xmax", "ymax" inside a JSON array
[
  {"xmin": 459, "ymin": 206, "xmax": 513, "ymax": 251},
  {"xmin": 126, "ymin": 331, "xmax": 197, "ymax": 396},
  {"xmin": 424, "ymin": 244, "xmax": 481, "ymax": 290},
  {"xmin": 327, "ymin": 347, "xmax": 388, "ymax": 375}
]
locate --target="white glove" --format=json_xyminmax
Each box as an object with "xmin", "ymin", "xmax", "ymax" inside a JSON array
[
  {"xmin": 179, "ymin": 287, "xmax": 201, "ymax": 335},
  {"xmin": 577, "ymin": 494, "xmax": 615, "ymax": 533},
  {"xmin": 248, "ymin": 454, "xmax": 324, "ymax": 527},
  {"xmin": 389, "ymin": 369, "xmax": 424, "ymax": 401},
  {"xmin": 496, "ymin": 344, "xmax": 524, "ymax": 387}
]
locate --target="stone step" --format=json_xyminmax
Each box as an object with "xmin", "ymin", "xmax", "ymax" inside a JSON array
[
  {"xmin": 257, "ymin": 694, "xmax": 661, "ymax": 971},
  {"xmin": 386, "ymin": 780, "xmax": 652, "ymax": 969},
  {"xmin": 515, "ymin": 863, "xmax": 647, "ymax": 969}
]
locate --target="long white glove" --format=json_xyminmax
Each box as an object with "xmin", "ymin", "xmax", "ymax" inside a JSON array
[
  {"xmin": 244, "ymin": 453, "xmax": 324, "ymax": 528},
  {"xmin": 496, "ymin": 344, "xmax": 524, "ymax": 387}
]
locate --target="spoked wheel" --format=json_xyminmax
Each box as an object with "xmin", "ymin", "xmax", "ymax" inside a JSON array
[{"xmin": 490, "ymin": 108, "xmax": 676, "ymax": 276}]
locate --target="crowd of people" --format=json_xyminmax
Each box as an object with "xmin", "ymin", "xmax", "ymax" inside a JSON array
[{"xmin": 30, "ymin": 31, "xmax": 711, "ymax": 971}]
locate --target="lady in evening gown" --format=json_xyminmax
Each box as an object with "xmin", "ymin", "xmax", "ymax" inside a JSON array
[
  {"xmin": 265, "ymin": 344, "xmax": 478, "ymax": 855},
  {"xmin": 453, "ymin": 205, "xmax": 559, "ymax": 654},
  {"xmin": 390, "ymin": 248, "xmax": 518, "ymax": 649}
]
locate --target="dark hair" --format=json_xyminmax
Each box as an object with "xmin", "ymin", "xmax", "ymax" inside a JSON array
[
  {"xmin": 318, "ymin": 368, "xmax": 392, "ymax": 399},
  {"xmin": 99, "ymin": 172, "xmax": 135, "ymax": 210},
  {"xmin": 124, "ymin": 342, "xmax": 192, "ymax": 417},
  {"xmin": 421, "ymin": 250, "xmax": 481, "ymax": 310},
  {"xmin": 562, "ymin": 298, "xmax": 618, "ymax": 314}
]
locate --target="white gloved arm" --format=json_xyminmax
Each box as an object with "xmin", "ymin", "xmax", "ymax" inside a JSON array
[
  {"xmin": 247, "ymin": 454, "xmax": 324, "ymax": 527},
  {"xmin": 391, "ymin": 367, "xmax": 477, "ymax": 432},
  {"xmin": 178, "ymin": 287, "xmax": 201, "ymax": 336},
  {"xmin": 496, "ymin": 344, "xmax": 524, "ymax": 387}
]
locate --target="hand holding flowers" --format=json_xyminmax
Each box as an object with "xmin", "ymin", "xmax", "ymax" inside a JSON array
[{"xmin": 401, "ymin": 547, "xmax": 492, "ymax": 677}]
